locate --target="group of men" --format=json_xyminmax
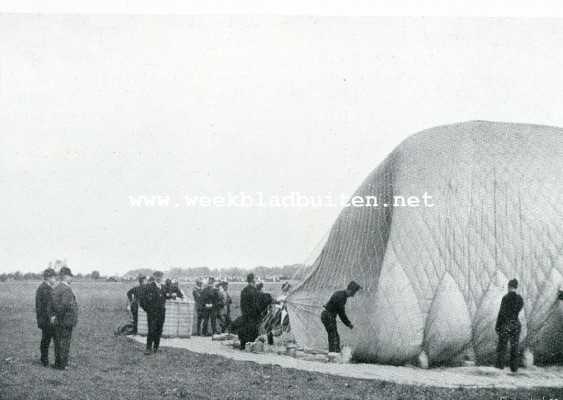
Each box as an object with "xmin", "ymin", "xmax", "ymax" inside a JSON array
[
  {"xmin": 231, "ymin": 273, "xmax": 278, "ymax": 349},
  {"xmin": 35, "ymin": 266, "xmax": 78, "ymax": 370},
  {"xmin": 322, "ymin": 278, "xmax": 526, "ymax": 372},
  {"xmin": 126, "ymin": 271, "xmax": 187, "ymax": 355},
  {"xmin": 36, "ymin": 265, "xmax": 526, "ymax": 371},
  {"xmin": 126, "ymin": 273, "xmax": 185, "ymax": 336},
  {"xmin": 192, "ymin": 277, "xmax": 232, "ymax": 336}
]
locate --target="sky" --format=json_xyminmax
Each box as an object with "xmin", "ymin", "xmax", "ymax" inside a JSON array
[{"xmin": 2, "ymin": 15, "xmax": 563, "ymax": 275}]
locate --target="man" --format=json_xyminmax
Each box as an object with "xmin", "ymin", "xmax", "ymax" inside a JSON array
[
  {"xmin": 215, "ymin": 281, "xmax": 232, "ymax": 333},
  {"xmin": 200, "ymin": 277, "xmax": 219, "ymax": 336},
  {"xmin": 321, "ymin": 281, "xmax": 361, "ymax": 354},
  {"xmin": 52, "ymin": 266, "xmax": 79, "ymax": 370},
  {"xmin": 166, "ymin": 279, "xmax": 185, "ymax": 300},
  {"xmin": 35, "ymin": 267, "xmax": 57, "ymax": 366},
  {"xmin": 238, "ymin": 273, "xmax": 260, "ymax": 350},
  {"xmin": 256, "ymin": 282, "xmax": 274, "ymax": 318},
  {"xmin": 192, "ymin": 279, "xmax": 204, "ymax": 335},
  {"xmin": 126, "ymin": 274, "xmax": 146, "ymax": 334},
  {"xmin": 495, "ymin": 278, "xmax": 524, "ymax": 372},
  {"xmin": 140, "ymin": 271, "xmax": 166, "ymax": 355}
]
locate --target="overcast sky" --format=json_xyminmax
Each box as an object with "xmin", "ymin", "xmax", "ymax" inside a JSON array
[{"xmin": 1, "ymin": 16, "xmax": 563, "ymax": 275}]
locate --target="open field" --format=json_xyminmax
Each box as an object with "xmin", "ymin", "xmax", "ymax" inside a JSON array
[{"xmin": 1, "ymin": 282, "xmax": 562, "ymax": 400}]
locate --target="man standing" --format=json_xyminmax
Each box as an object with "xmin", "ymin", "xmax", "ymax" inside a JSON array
[
  {"xmin": 192, "ymin": 279, "xmax": 204, "ymax": 335},
  {"xmin": 52, "ymin": 266, "xmax": 79, "ymax": 370},
  {"xmin": 35, "ymin": 267, "xmax": 57, "ymax": 367},
  {"xmin": 495, "ymin": 278, "xmax": 524, "ymax": 372},
  {"xmin": 321, "ymin": 281, "xmax": 361, "ymax": 354},
  {"xmin": 256, "ymin": 282, "xmax": 273, "ymax": 318},
  {"xmin": 200, "ymin": 277, "xmax": 219, "ymax": 336},
  {"xmin": 140, "ymin": 271, "xmax": 166, "ymax": 354},
  {"xmin": 238, "ymin": 273, "xmax": 260, "ymax": 350},
  {"xmin": 126, "ymin": 274, "xmax": 146, "ymax": 334}
]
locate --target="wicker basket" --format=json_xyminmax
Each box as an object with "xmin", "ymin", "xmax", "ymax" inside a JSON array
[{"xmin": 138, "ymin": 299, "xmax": 194, "ymax": 338}]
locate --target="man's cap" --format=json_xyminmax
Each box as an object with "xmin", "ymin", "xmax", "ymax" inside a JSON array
[
  {"xmin": 256, "ymin": 282, "xmax": 264, "ymax": 290},
  {"xmin": 137, "ymin": 274, "xmax": 146, "ymax": 281},
  {"xmin": 43, "ymin": 268, "xmax": 57, "ymax": 279},
  {"xmin": 246, "ymin": 273, "xmax": 255, "ymax": 283},
  {"xmin": 347, "ymin": 281, "xmax": 362, "ymax": 293},
  {"xmin": 59, "ymin": 266, "xmax": 73, "ymax": 277},
  {"xmin": 153, "ymin": 271, "xmax": 164, "ymax": 278},
  {"xmin": 208, "ymin": 276, "xmax": 215, "ymax": 284},
  {"xmin": 508, "ymin": 279, "xmax": 518, "ymax": 289}
]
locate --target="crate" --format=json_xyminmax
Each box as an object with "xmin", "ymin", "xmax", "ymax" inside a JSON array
[{"xmin": 138, "ymin": 299, "xmax": 194, "ymax": 338}]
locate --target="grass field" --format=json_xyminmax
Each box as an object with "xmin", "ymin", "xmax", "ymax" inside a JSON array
[{"xmin": 1, "ymin": 281, "xmax": 562, "ymax": 400}]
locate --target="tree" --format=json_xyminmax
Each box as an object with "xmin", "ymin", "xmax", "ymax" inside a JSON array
[{"xmin": 91, "ymin": 270, "xmax": 101, "ymax": 280}]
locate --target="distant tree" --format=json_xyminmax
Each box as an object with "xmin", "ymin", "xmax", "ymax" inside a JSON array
[
  {"xmin": 0, "ymin": 273, "xmax": 7, "ymax": 282},
  {"xmin": 91, "ymin": 270, "xmax": 101, "ymax": 280},
  {"xmin": 13, "ymin": 271, "xmax": 23, "ymax": 281}
]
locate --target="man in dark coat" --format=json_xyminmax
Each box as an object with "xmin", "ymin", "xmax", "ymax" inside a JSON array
[
  {"xmin": 200, "ymin": 277, "xmax": 219, "ymax": 336},
  {"xmin": 238, "ymin": 273, "xmax": 260, "ymax": 350},
  {"xmin": 35, "ymin": 267, "xmax": 57, "ymax": 366},
  {"xmin": 495, "ymin": 278, "xmax": 524, "ymax": 372},
  {"xmin": 192, "ymin": 279, "xmax": 204, "ymax": 335},
  {"xmin": 52, "ymin": 266, "xmax": 79, "ymax": 370},
  {"xmin": 256, "ymin": 282, "xmax": 274, "ymax": 318},
  {"xmin": 126, "ymin": 274, "xmax": 146, "ymax": 334},
  {"xmin": 321, "ymin": 281, "xmax": 361, "ymax": 353},
  {"xmin": 140, "ymin": 271, "xmax": 166, "ymax": 354}
]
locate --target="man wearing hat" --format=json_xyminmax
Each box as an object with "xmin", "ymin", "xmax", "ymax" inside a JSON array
[
  {"xmin": 35, "ymin": 267, "xmax": 57, "ymax": 366},
  {"xmin": 200, "ymin": 277, "xmax": 219, "ymax": 336},
  {"xmin": 495, "ymin": 278, "xmax": 524, "ymax": 372},
  {"xmin": 52, "ymin": 266, "xmax": 79, "ymax": 370},
  {"xmin": 321, "ymin": 281, "xmax": 361, "ymax": 354},
  {"xmin": 238, "ymin": 273, "xmax": 260, "ymax": 349},
  {"xmin": 140, "ymin": 271, "xmax": 166, "ymax": 354},
  {"xmin": 126, "ymin": 274, "xmax": 147, "ymax": 334}
]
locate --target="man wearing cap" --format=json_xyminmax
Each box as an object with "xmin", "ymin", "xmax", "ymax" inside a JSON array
[
  {"xmin": 495, "ymin": 278, "xmax": 524, "ymax": 372},
  {"xmin": 238, "ymin": 273, "xmax": 260, "ymax": 350},
  {"xmin": 126, "ymin": 274, "xmax": 146, "ymax": 334},
  {"xmin": 321, "ymin": 281, "xmax": 361, "ymax": 354},
  {"xmin": 35, "ymin": 268, "xmax": 57, "ymax": 366},
  {"xmin": 140, "ymin": 271, "xmax": 166, "ymax": 354},
  {"xmin": 200, "ymin": 277, "xmax": 219, "ymax": 336},
  {"xmin": 52, "ymin": 266, "xmax": 79, "ymax": 370}
]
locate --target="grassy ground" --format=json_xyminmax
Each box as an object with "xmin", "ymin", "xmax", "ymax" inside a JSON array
[{"xmin": 1, "ymin": 282, "xmax": 562, "ymax": 400}]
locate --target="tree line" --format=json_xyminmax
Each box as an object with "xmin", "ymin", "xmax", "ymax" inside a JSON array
[{"xmin": 0, "ymin": 262, "xmax": 312, "ymax": 282}]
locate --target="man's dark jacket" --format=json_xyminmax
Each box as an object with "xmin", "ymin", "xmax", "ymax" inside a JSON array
[
  {"xmin": 324, "ymin": 290, "xmax": 352, "ymax": 327},
  {"xmin": 200, "ymin": 286, "xmax": 219, "ymax": 309},
  {"xmin": 495, "ymin": 291, "xmax": 524, "ymax": 332},
  {"xmin": 240, "ymin": 285, "xmax": 259, "ymax": 320},
  {"xmin": 53, "ymin": 283, "xmax": 79, "ymax": 328},
  {"xmin": 257, "ymin": 291, "xmax": 273, "ymax": 316},
  {"xmin": 140, "ymin": 282, "xmax": 166, "ymax": 314},
  {"xmin": 127, "ymin": 285, "xmax": 144, "ymax": 304},
  {"xmin": 35, "ymin": 281, "xmax": 55, "ymax": 329}
]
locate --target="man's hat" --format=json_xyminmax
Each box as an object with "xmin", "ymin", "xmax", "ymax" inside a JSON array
[
  {"xmin": 59, "ymin": 266, "xmax": 73, "ymax": 277},
  {"xmin": 246, "ymin": 273, "xmax": 255, "ymax": 283},
  {"xmin": 256, "ymin": 281, "xmax": 264, "ymax": 290},
  {"xmin": 153, "ymin": 271, "xmax": 164, "ymax": 278},
  {"xmin": 43, "ymin": 268, "xmax": 56, "ymax": 279},
  {"xmin": 508, "ymin": 278, "xmax": 518, "ymax": 289},
  {"xmin": 347, "ymin": 281, "xmax": 362, "ymax": 293},
  {"xmin": 137, "ymin": 274, "xmax": 146, "ymax": 281}
]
